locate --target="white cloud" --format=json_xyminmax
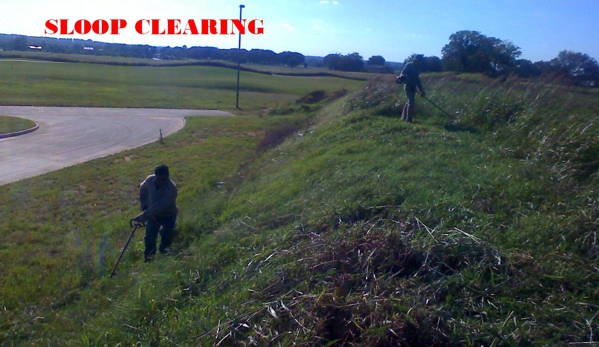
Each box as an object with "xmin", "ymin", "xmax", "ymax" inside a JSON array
[
  {"xmin": 281, "ymin": 23, "xmax": 295, "ymax": 31},
  {"xmin": 319, "ymin": 1, "xmax": 330, "ymax": 3},
  {"xmin": 311, "ymin": 19, "xmax": 324, "ymax": 30},
  {"xmin": 332, "ymin": 1, "xmax": 339, "ymax": 4}
]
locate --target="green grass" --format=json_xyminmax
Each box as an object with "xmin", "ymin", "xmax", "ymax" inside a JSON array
[
  {"xmin": 0, "ymin": 115, "xmax": 36, "ymax": 134},
  {"xmin": 0, "ymin": 111, "xmax": 315, "ymax": 345},
  {"xmin": 165, "ymin": 75, "xmax": 598, "ymax": 346},
  {"xmin": 0, "ymin": 51, "xmax": 373, "ymax": 78},
  {"xmin": 0, "ymin": 51, "xmax": 188, "ymax": 66},
  {"xmin": 0, "ymin": 60, "xmax": 364, "ymax": 110},
  {"xmin": 1, "ymin": 64, "xmax": 599, "ymax": 345}
]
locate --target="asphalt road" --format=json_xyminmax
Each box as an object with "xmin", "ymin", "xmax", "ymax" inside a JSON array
[{"xmin": 0, "ymin": 106, "xmax": 232, "ymax": 185}]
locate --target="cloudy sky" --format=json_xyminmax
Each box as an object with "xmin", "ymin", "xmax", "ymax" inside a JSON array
[{"xmin": 0, "ymin": 0, "xmax": 597, "ymax": 63}]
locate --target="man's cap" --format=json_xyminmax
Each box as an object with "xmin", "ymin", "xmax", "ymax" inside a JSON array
[{"xmin": 155, "ymin": 164, "xmax": 170, "ymax": 178}]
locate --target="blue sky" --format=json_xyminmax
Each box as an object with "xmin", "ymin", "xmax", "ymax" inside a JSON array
[{"xmin": 1, "ymin": 0, "xmax": 597, "ymax": 63}]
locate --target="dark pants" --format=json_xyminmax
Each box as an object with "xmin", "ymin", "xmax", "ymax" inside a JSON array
[{"xmin": 144, "ymin": 214, "xmax": 176, "ymax": 258}]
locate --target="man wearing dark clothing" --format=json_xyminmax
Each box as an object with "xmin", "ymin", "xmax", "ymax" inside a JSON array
[
  {"xmin": 400, "ymin": 55, "xmax": 426, "ymax": 122},
  {"xmin": 133, "ymin": 164, "xmax": 178, "ymax": 262}
]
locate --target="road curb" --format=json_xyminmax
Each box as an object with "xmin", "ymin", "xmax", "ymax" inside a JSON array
[{"xmin": 0, "ymin": 123, "xmax": 39, "ymax": 139}]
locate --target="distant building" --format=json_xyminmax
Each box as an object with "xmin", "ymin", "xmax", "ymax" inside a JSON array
[
  {"xmin": 83, "ymin": 46, "xmax": 94, "ymax": 51},
  {"xmin": 28, "ymin": 45, "xmax": 42, "ymax": 50}
]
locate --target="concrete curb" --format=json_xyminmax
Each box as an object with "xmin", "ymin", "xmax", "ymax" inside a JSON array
[{"xmin": 0, "ymin": 123, "xmax": 39, "ymax": 139}]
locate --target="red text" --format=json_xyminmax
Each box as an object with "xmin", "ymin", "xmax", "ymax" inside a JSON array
[
  {"xmin": 45, "ymin": 19, "xmax": 127, "ymax": 35},
  {"xmin": 134, "ymin": 19, "xmax": 264, "ymax": 35}
]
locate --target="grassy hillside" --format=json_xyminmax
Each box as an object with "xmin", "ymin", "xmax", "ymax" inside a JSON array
[
  {"xmin": 2, "ymin": 71, "xmax": 599, "ymax": 346},
  {"xmin": 0, "ymin": 113, "xmax": 315, "ymax": 345}
]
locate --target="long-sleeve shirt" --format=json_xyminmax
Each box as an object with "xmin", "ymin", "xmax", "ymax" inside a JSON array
[
  {"xmin": 139, "ymin": 174, "xmax": 178, "ymax": 222},
  {"xmin": 401, "ymin": 62, "xmax": 425, "ymax": 94}
]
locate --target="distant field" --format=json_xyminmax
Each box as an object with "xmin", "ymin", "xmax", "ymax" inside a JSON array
[
  {"xmin": 0, "ymin": 58, "xmax": 366, "ymax": 111},
  {"xmin": 0, "ymin": 51, "xmax": 372, "ymax": 79},
  {"xmin": 243, "ymin": 63, "xmax": 374, "ymax": 79},
  {"xmin": 0, "ymin": 51, "xmax": 212, "ymax": 66}
]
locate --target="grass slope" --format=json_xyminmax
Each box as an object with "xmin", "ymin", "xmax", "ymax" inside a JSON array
[
  {"xmin": 0, "ymin": 112, "xmax": 314, "ymax": 345},
  {"xmin": 2, "ymin": 72, "xmax": 599, "ymax": 346}
]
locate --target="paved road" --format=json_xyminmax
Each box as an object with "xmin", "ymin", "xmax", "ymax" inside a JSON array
[{"xmin": 0, "ymin": 106, "xmax": 231, "ymax": 185}]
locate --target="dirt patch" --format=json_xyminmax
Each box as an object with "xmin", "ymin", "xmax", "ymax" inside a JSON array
[{"xmin": 296, "ymin": 90, "xmax": 328, "ymax": 104}]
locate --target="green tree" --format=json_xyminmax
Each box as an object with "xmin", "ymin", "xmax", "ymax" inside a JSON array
[
  {"xmin": 424, "ymin": 56, "xmax": 443, "ymax": 72},
  {"xmin": 404, "ymin": 54, "xmax": 443, "ymax": 73},
  {"xmin": 512, "ymin": 59, "xmax": 539, "ymax": 78},
  {"xmin": 324, "ymin": 53, "xmax": 364, "ymax": 72},
  {"xmin": 551, "ymin": 50, "xmax": 599, "ymax": 85},
  {"xmin": 323, "ymin": 53, "xmax": 342, "ymax": 70},
  {"xmin": 247, "ymin": 49, "xmax": 277, "ymax": 64},
  {"xmin": 343, "ymin": 52, "xmax": 365, "ymax": 71},
  {"xmin": 277, "ymin": 51, "xmax": 305, "ymax": 67},
  {"xmin": 367, "ymin": 55, "xmax": 386, "ymax": 66},
  {"xmin": 188, "ymin": 46, "xmax": 219, "ymax": 60},
  {"xmin": 441, "ymin": 30, "xmax": 521, "ymax": 75},
  {"xmin": 11, "ymin": 36, "xmax": 28, "ymax": 51},
  {"xmin": 489, "ymin": 39, "xmax": 521, "ymax": 75}
]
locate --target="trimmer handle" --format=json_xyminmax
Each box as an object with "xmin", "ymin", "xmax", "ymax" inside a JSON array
[
  {"xmin": 130, "ymin": 219, "xmax": 145, "ymax": 228},
  {"xmin": 110, "ymin": 219, "xmax": 145, "ymax": 277}
]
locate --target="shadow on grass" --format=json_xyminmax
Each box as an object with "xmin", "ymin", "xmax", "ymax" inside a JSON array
[
  {"xmin": 374, "ymin": 103, "xmax": 403, "ymax": 118},
  {"xmin": 444, "ymin": 122, "xmax": 479, "ymax": 134}
]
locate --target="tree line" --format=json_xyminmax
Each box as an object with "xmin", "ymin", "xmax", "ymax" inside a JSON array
[
  {"xmin": 439, "ymin": 30, "xmax": 599, "ymax": 85},
  {"xmin": 323, "ymin": 30, "xmax": 598, "ymax": 86},
  {"xmin": 0, "ymin": 35, "xmax": 307, "ymax": 67},
  {"xmin": 1, "ymin": 31, "xmax": 598, "ymax": 86}
]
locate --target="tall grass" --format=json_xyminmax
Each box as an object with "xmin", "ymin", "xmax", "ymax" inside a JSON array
[
  {"xmin": 0, "ymin": 112, "xmax": 314, "ymax": 345},
  {"xmin": 172, "ymin": 74, "xmax": 599, "ymax": 346},
  {"xmin": 2, "ymin": 71, "xmax": 599, "ymax": 345}
]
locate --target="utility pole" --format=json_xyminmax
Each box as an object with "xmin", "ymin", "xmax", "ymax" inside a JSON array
[{"xmin": 235, "ymin": 4, "xmax": 245, "ymax": 109}]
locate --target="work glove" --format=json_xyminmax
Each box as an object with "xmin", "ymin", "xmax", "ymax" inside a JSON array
[
  {"xmin": 419, "ymin": 91, "xmax": 426, "ymax": 98},
  {"xmin": 132, "ymin": 212, "xmax": 148, "ymax": 224}
]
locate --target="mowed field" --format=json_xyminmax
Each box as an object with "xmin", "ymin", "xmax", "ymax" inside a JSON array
[{"xmin": 0, "ymin": 59, "xmax": 365, "ymax": 110}]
